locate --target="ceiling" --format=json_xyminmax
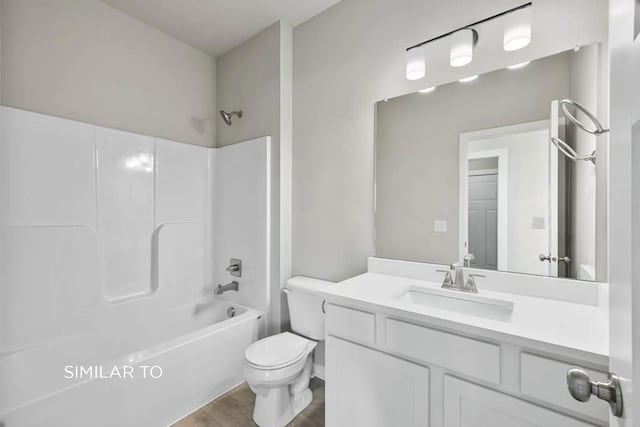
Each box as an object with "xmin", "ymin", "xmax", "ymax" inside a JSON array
[{"xmin": 101, "ymin": 0, "xmax": 342, "ymax": 56}]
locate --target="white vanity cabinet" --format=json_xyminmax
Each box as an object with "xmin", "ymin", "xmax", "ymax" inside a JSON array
[{"xmin": 324, "ymin": 302, "xmax": 609, "ymax": 427}]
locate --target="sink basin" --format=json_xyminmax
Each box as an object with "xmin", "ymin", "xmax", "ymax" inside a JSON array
[{"xmin": 394, "ymin": 286, "xmax": 514, "ymax": 321}]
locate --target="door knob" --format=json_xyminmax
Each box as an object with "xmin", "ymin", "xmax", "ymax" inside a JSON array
[{"xmin": 567, "ymin": 367, "xmax": 623, "ymax": 417}]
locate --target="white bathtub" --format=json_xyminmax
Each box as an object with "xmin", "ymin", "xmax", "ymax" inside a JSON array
[{"xmin": 1, "ymin": 300, "xmax": 261, "ymax": 427}]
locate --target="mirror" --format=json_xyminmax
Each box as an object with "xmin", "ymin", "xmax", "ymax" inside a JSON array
[{"xmin": 375, "ymin": 44, "xmax": 608, "ymax": 281}]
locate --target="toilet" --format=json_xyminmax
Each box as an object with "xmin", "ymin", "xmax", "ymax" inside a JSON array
[{"xmin": 243, "ymin": 276, "xmax": 331, "ymax": 427}]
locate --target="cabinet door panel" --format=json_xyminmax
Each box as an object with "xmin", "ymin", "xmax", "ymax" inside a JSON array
[
  {"xmin": 326, "ymin": 336, "xmax": 429, "ymax": 427},
  {"xmin": 443, "ymin": 376, "xmax": 598, "ymax": 427}
]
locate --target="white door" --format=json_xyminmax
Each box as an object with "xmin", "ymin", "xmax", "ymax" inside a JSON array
[
  {"xmin": 557, "ymin": 1, "xmax": 636, "ymax": 422},
  {"xmin": 607, "ymin": 0, "xmax": 638, "ymax": 424},
  {"xmin": 468, "ymin": 173, "xmax": 498, "ymax": 270}
]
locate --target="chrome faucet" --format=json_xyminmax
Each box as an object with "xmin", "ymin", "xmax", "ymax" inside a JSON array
[
  {"xmin": 452, "ymin": 263, "xmax": 465, "ymax": 288},
  {"xmin": 436, "ymin": 263, "xmax": 482, "ymax": 293},
  {"xmin": 215, "ymin": 280, "xmax": 239, "ymax": 295},
  {"xmin": 463, "ymin": 253, "xmax": 475, "ymax": 267}
]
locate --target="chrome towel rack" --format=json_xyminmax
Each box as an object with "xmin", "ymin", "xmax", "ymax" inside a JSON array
[
  {"xmin": 551, "ymin": 99, "xmax": 609, "ymax": 165},
  {"xmin": 550, "ymin": 136, "xmax": 597, "ymax": 165},
  {"xmin": 560, "ymin": 99, "xmax": 609, "ymax": 135}
]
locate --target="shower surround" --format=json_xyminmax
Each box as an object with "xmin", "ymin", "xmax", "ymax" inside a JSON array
[{"xmin": 0, "ymin": 106, "xmax": 271, "ymax": 426}]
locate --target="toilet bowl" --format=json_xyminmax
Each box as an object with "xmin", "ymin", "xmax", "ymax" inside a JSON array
[
  {"xmin": 243, "ymin": 276, "xmax": 333, "ymax": 427},
  {"xmin": 243, "ymin": 332, "xmax": 317, "ymax": 427}
]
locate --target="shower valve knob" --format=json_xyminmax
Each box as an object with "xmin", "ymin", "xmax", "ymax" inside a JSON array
[{"xmin": 226, "ymin": 258, "xmax": 242, "ymax": 277}]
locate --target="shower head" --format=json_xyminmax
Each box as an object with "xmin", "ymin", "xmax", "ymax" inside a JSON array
[{"xmin": 219, "ymin": 110, "xmax": 243, "ymax": 126}]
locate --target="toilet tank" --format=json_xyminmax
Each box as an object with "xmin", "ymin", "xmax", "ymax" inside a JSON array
[{"xmin": 285, "ymin": 276, "xmax": 334, "ymax": 340}]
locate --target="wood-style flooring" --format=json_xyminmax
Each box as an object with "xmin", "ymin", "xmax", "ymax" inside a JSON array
[{"xmin": 172, "ymin": 378, "xmax": 325, "ymax": 427}]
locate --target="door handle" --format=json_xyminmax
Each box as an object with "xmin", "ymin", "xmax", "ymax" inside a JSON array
[
  {"xmin": 539, "ymin": 253, "xmax": 552, "ymax": 262},
  {"xmin": 567, "ymin": 367, "xmax": 623, "ymax": 417},
  {"xmin": 539, "ymin": 254, "xmax": 572, "ymax": 264}
]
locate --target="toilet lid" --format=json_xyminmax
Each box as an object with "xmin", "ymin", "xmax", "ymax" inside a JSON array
[{"xmin": 245, "ymin": 332, "xmax": 311, "ymax": 369}]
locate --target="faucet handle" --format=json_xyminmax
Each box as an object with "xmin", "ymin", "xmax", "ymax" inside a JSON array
[
  {"xmin": 226, "ymin": 258, "xmax": 242, "ymax": 277},
  {"xmin": 465, "ymin": 273, "xmax": 484, "ymax": 293},
  {"xmin": 436, "ymin": 269, "xmax": 454, "ymax": 287}
]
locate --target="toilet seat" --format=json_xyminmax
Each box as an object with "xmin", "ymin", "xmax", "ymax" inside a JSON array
[{"xmin": 244, "ymin": 332, "xmax": 313, "ymax": 369}]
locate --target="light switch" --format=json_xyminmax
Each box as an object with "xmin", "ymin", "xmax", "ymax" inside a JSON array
[{"xmin": 434, "ymin": 220, "xmax": 448, "ymax": 233}]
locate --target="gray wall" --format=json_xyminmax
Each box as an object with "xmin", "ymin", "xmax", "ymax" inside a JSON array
[
  {"xmin": 216, "ymin": 21, "xmax": 293, "ymax": 334},
  {"xmin": 216, "ymin": 22, "xmax": 281, "ymax": 148},
  {"xmin": 0, "ymin": 7, "xmax": 2, "ymax": 102},
  {"xmin": 375, "ymin": 52, "xmax": 570, "ymax": 264},
  {"xmin": 292, "ymin": 0, "xmax": 607, "ymax": 281},
  {"xmin": 0, "ymin": 0, "xmax": 216, "ymax": 147}
]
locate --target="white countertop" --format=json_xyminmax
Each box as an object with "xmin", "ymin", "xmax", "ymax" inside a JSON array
[{"xmin": 319, "ymin": 272, "xmax": 609, "ymax": 366}]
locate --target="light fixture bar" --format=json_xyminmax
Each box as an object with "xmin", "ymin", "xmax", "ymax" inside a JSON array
[{"xmin": 405, "ymin": 2, "xmax": 532, "ymax": 52}]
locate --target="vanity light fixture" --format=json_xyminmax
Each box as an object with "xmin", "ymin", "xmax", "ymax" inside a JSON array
[
  {"xmin": 405, "ymin": 2, "xmax": 532, "ymax": 80},
  {"xmin": 406, "ymin": 47, "xmax": 426, "ymax": 80},
  {"xmin": 459, "ymin": 75, "xmax": 479, "ymax": 83},
  {"xmin": 504, "ymin": 7, "xmax": 532, "ymax": 51},
  {"xmin": 419, "ymin": 86, "xmax": 436, "ymax": 93},
  {"xmin": 507, "ymin": 61, "xmax": 531, "ymax": 69},
  {"xmin": 450, "ymin": 29, "xmax": 477, "ymax": 67}
]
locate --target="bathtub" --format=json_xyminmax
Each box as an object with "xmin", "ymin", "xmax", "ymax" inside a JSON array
[{"xmin": 0, "ymin": 300, "xmax": 261, "ymax": 427}]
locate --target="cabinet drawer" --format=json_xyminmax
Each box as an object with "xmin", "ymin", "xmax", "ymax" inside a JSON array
[
  {"xmin": 326, "ymin": 304, "xmax": 376, "ymax": 345},
  {"xmin": 520, "ymin": 353, "xmax": 609, "ymax": 423},
  {"xmin": 386, "ymin": 318, "xmax": 500, "ymax": 384}
]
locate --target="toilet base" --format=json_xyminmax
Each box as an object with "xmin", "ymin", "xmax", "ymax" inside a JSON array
[{"xmin": 251, "ymin": 357, "xmax": 314, "ymax": 427}]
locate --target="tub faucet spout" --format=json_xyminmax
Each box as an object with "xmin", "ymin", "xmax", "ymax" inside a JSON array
[{"xmin": 216, "ymin": 280, "xmax": 239, "ymax": 295}]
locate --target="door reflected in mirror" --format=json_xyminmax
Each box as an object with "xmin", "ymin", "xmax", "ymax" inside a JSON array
[
  {"xmin": 467, "ymin": 157, "xmax": 499, "ymax": 271},
  {"xmin": 461, "ymin": 121, "xmax": 560, "ymax": 278}
]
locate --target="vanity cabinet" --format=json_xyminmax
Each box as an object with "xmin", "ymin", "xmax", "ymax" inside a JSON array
[{"xmin": 325, "ymin": 303, "xmax": 608, "ymax": 427}]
